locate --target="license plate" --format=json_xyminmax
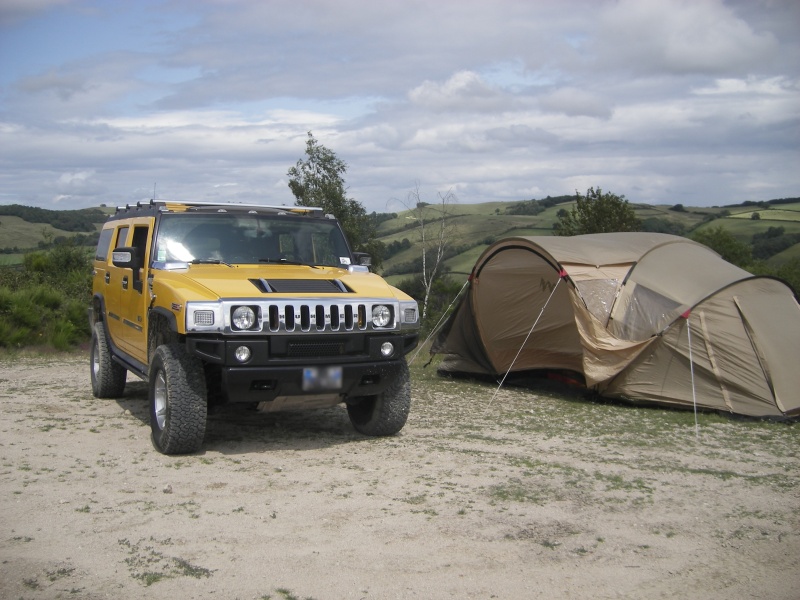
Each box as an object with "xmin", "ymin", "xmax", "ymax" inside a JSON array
[{"xmin": 302, "ymin": 366, "xmax": 343, "ymax": 392}]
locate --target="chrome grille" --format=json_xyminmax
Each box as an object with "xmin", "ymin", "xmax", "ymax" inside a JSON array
[{"xmin": 264, "ymin": 301, "xmax": 369, "ymax": 333}]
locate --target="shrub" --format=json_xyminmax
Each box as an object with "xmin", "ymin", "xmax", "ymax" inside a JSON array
[
  {"xmin": 30, "ymin": 286, "xmax": 63, "ymax": 311},
  {"xmin": 49, "ymin": 321, "xmax": 80, "ymax": 351},
  {"xmin": 0, "ymin": 244, "xmax": 93, "ymax": 351},
  {"xmin": 10, "ymin": 297, "xmax": 41, "ymax": 329}
]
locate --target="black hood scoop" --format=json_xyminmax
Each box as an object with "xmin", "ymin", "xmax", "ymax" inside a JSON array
[{"xmin": 250, "ymin": 279, "xmax": 351, "ymax": 293}]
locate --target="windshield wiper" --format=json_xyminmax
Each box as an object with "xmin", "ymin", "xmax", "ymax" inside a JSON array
[
  {"xmin": 190, "ymin": 259, "xmax": 234, "ymax": 268},
  {"xmin": 258, "ymin": 257, "xmax": 318, "ymax": 267},
  {"xmin": 260, "ymin": 258, "xmax": 326, "ymax": 269}
]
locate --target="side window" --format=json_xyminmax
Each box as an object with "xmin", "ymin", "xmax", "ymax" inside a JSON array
[
  {"xmin": 130, "ymin": 226, "xmax": 150, "ymax": 293},
  {"xmin": 115, "ymin": 226, "xmax": 129, "ymax": 249},
  {"xmin": 95, "ymin": 228, "xmax": 114, "ymax": 262},
  {"xmin": 131, "ymin": 226, "xmax": 149, "ymax": 267}
]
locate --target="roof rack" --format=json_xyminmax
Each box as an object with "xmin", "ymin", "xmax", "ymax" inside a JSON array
[{"xmin": 114, "ymin": 200, "xmax": 324, "ymax": 216}]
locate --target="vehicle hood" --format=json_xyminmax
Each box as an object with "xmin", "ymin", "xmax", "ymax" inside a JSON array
[{"xmin": 152, "ymin": 264, "xmax": 412, "ymax": 301}]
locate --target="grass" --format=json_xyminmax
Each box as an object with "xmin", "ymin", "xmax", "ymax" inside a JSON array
[
  {"xmin": 407, "ymin": 352, "xmax": 799, "ymax": 522},
  {"xmin": 118, "ymin": 537, "xmax": 213, "ymax": 586}
]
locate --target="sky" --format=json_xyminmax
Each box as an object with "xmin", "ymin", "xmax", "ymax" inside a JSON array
[{"xmin": 0, "ymin": 0, "xmax": 798, "ymax": 214}]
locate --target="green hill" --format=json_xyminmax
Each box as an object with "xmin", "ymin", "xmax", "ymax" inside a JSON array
[
  {"xmin": 0, "ymin": 204, "xmax": 112, "ymax": 253},
  {"xmin": 1, "ymin": 197, "xmax": 798, "ymax": 277},
  {"xmin": 376, "ymin": 197, "xmax": 800, "ymax": 282}
]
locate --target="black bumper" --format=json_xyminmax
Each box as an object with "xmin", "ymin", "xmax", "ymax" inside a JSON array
[{"xmin": 185, "ymin": 332, "xmax": 417, "ymax": 403}]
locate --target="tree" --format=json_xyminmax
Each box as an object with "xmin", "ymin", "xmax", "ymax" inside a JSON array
[
  {"xmin": 399, "ymin": 183, "xmax": 459, "ymax": 322},
  {"xmin": 287, "ymin": 132, "xmax": 383, "ymax": 264},
  {"xmin": 553, "ymin": 187, "xmax": 640, "ymax": 236},
  {"xmin": 691, "ymin": 226, "xmax": 752, "ymax": 268}
]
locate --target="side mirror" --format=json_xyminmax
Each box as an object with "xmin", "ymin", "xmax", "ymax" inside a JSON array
[
  {"xmin": 112, "ymin": 246, "xmax": 138, "ymax": 269},
  {"xmin": 353, "ymin": 252, "xmax": 371, "ymax": 267}
]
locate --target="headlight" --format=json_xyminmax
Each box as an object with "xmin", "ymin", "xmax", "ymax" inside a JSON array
[
  {"xmin": 232, "ymin": 306, "xmax": 257, "ymax": 330},
  {"xmin": 372, "ymin": 305, "xmax": 392, "ymax": 328}
]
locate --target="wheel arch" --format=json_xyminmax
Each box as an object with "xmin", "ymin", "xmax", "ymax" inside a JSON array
[{"xmin": 148, "ymin": 306, "xmax": 181, "ymax": 362}]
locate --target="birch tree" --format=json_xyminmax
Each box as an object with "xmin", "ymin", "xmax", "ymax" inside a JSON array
[{"xmin": 401, "ymin": 183, "xmax": 459, "ymax": 321}]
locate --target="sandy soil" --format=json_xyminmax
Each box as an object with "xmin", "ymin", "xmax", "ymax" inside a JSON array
[{"xmin": 0, "ymin": 353, "xmax": 798, "ymax": 600}]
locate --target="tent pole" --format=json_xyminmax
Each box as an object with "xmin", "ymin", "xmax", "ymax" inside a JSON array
[{"xmin": 489, "ymin": 273, "xmax": 566, "ymax": 405}]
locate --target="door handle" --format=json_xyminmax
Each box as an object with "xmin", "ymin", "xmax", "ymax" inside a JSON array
[
  {"xmin": 105, "ymin": 273, "xmax": 110, "ymax": 284},
  {"xmin": 122, "ymin": 276, "xmax": 129, "ymax": 290}
]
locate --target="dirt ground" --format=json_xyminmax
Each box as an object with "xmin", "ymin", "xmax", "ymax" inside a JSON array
[{"xmin": 0, "ymin": 353, "xmax": 798, "ymax": 600}]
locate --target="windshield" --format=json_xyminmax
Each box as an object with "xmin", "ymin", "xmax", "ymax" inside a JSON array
[{"xmin": 153, "ymin": 212, "xmax": 353, "ymax": 268}]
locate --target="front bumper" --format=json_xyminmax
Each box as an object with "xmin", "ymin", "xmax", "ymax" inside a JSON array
[{"xmin": 186, "ymin": 332, "xmax": 417, "ymax": 403}]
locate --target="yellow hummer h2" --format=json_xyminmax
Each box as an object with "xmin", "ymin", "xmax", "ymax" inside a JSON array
[{"xmin": 89, "ymin": 200, "xmax": 419, "ymax": 454}]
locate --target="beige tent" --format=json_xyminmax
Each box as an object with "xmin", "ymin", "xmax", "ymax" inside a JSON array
[{"xmin": 432, "ymin": 233, "xmax": 800, "ymax": 418}]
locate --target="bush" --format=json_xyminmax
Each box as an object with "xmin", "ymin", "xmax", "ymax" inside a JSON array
[
  {"xmin": 0, "ymin": 244, "xmax": 93, "ymax": 351},
  {"xmin": 49, "ymin": 321, "xmax": 80, "ymax": 351},
  {"xmin": 30, "ymin": 286, "xmax": 63, "ymax": 311}
]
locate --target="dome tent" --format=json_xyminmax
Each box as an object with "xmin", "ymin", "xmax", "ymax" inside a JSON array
[{"xmin": 431, "ymin": 233, "xmax": 800, "ymax": 418}]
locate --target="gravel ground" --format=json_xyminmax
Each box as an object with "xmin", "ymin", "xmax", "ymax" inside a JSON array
[{"xmin": 1, "ymin": 352, "xmax": 798, "ymax": 599}]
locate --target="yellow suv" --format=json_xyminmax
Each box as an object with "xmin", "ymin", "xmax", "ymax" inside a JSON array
[{"xmin": 90, "ymin": 200, "xmax": 419, "ymax": 454}]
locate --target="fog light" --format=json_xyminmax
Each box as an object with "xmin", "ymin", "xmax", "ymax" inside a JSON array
[
  {"xmin": 234, "ymin": 345, "xmax": 252, "ymax": 362},
  {"xmin": 380, "ymin": 342, "xmax": 394, "ymax": 357}
]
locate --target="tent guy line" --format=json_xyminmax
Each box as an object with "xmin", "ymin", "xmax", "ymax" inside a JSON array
[{"xmin": 489, "ymin": 273, "xmax": 566, "ymax": 407}]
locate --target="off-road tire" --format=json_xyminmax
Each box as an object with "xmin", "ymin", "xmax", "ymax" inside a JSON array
[
  {"xmin": 90, "ymin": 322, "xmax": 126, "ymax": 398},
  {"xmin": 347, "ymin": 360, "xmax": 411, "ymax": 436},
  {"xmin": 149, "ymin": 344, "xmax": 207, "ymax": 455}
]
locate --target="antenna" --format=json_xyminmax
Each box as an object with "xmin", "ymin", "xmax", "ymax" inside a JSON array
[{"xmin": 153, "ymin": 183, "xmax": 157, "ymax": 201}]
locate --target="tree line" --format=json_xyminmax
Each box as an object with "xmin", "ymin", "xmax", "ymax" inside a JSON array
[{"xmin": 0, "ymin": 204, "xmax": 107, "ymax": 232}]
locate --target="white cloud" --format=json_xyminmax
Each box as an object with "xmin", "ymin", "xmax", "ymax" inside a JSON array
[
  {"xmin": 693, "ymin": 76, "xmax": 796, "ymax": 96},
  {"xmin": 537, "ymin": 87, "xmax": 614, "ymax": 119},
  {"xmin": 594, "ymin": 0, "xmax": 779, "ymax": 75},
  {"xmin": 408, "ymin": 71, "xmax": 510, "ymax": 112}
]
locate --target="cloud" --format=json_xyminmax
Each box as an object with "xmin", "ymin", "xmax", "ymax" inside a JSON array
[
  {"xmin": 693, "ymin": 76, "xmax": 797, "ymax": 96},
  {"xmin": 408, "ymin": 71, "xmax": 511, "ymax": 113},
  {"xmin": 537, "ymin": 87, "xmax": 614, "ymax": 119},
  {"xmin": 16, "ymin": 69, "xmax": 90, "ymax": 101},
  {"xmin": 0, "ymin": 0, "xmax": 72, "ymax": 26},
  {"xmin": 50, "ymin": 169, "xmax": 105, "ymax": 203},
  {"xmin": 593, "ymin": 0, "xmax": 779, "ymax": 75}
]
